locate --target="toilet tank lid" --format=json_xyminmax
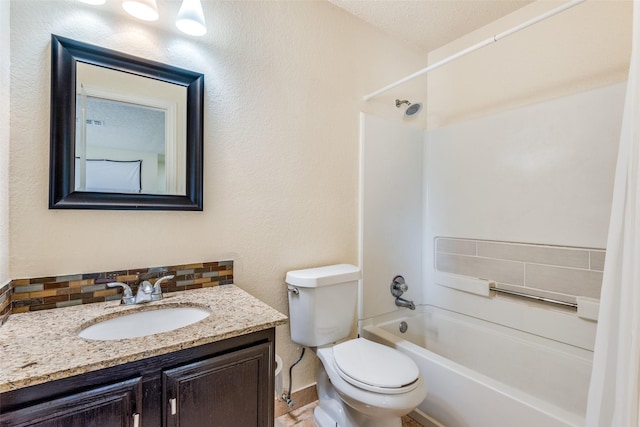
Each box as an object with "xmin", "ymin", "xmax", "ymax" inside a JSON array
[{"xmin": 285, "ymin": 264, "xmax": 361, "ymax": 288}]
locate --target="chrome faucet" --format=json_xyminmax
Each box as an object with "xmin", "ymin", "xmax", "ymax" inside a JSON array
[
  {"xmin": 107, "ymin": 275, "xmax": 174, "ymax": 305},
  {"xmin": 390, "ymin": 275, "xmax": 416, "ymax": 310},
  {"xmin": 394, "ymin": 296, "xmax": 416, "ymax": 310},
  {"xmin": 135, "ymin": 280, "xmax": 154, "ymax": 304}
]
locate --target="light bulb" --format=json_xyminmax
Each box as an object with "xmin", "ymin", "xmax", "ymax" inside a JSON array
[
  {"xmin": 176, "ymin": 0, "xmax": 207, "ymax": 36},
  {"xmin": 122, "ymin": 0, "xmax": 159, "ymax": 21}
]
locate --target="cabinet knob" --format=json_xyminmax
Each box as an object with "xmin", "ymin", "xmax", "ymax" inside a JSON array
[
  {"xmin": 170, "ymin": 398, "xmax": 177, "ymax": 415},
  {"xmin": 133, "ymin": 413, "xmax": 140, "ymax": 427}
]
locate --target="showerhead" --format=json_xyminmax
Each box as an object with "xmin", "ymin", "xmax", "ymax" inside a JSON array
[
  {"xmin": 404, "ymin": 102, "xmax": 422, "ymax": 117},
  {"xmin": 395, "ymin": 99, "xmax": 423, "ymax": 118}
]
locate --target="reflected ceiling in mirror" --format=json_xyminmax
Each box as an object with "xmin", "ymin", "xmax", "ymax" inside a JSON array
[{"xmin": 50, "ymin": 35, "xmax": 204, "ymax": 210}]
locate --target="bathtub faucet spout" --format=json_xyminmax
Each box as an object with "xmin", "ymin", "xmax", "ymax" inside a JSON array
[{"xmin": 395, "ymin": 296, "xmax": 415, "ymax": 310}]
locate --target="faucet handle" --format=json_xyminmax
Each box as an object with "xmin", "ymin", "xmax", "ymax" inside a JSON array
[
  {"xmin": 107, "ymin": 282, "xmax": 135, "ymax": 305},
  {"xmin": 151, "ymin": 275, "xmax": 174, "ymax": 301},
  {"xmin": 390, "ymin": 275, "xmax": 408, "ymax": 297}
]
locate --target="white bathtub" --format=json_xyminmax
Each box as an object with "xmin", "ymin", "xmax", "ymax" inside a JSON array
[{"xmin": 361, "ymin": 306, "xmax": 593, "ymax": 427}]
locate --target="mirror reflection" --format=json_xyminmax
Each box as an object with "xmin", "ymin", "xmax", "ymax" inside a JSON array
[{"xmin": 75, "ymin": 62, "xmax": 187, "ymax": 195}]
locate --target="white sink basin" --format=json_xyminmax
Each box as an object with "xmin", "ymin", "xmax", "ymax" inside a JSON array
[{"xmin": 78, "ymin": 306, "xmax": 211, "ymax": 340}]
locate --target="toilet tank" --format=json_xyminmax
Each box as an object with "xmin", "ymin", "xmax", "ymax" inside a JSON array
[{"xmin": 286, "ymin": 264, "xmax": 361, "ymax": 347}]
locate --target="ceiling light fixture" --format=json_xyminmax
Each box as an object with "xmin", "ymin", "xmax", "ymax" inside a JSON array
[
  {"xmin": 176, "ymin": 0, "xmax": 207, "ymax": 36},
  {"xmin": 122, "ymin": 0, "xmax": 159, "ymax": 22},
  {"xmin": 80, "ymin": 0, "xmax": 207, "ymax": 37}
]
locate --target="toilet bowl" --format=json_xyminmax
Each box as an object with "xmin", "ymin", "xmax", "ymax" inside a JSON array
[
  {"xmin": 286, "ymin": 264, "xmax": 427, "ymax": 427},
  {"xmin": 314, "ymin": 338, "xmax": 427, "ymax": 427}
]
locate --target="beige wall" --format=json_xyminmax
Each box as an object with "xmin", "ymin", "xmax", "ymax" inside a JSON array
[
  {"xmin": 1, "ymin": 0, "xmax": 9, "ymax": 288},
  {"xmin": 427, "ymin": 0, "xmax": 632, "ymax": 129},
  {"xmin": 9, "ymin": 0, "xmax": 426, "ymax": 390}
]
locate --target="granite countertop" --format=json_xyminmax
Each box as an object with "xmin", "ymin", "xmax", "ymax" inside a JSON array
[{"xmin": 0, "ymin": 285, "xmax": 287, "ymax": 393}]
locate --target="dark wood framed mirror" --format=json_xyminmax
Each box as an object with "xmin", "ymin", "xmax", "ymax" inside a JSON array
[{"xmin": 49, "ymin": 35, "xmax": 204, "ymax": 210}]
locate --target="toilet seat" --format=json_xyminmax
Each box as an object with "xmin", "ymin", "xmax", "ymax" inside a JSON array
[{"xmin": 332, "ymin": 338, "xmax": 421, "ymax": 394}]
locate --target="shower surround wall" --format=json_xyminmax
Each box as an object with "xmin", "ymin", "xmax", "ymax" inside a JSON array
[
  {"xmin": 426, "ymin": 82, "xmax": 624, "ymax": 250},
  {"xmin": 359, "ymin": 113, "xmax": 423, "ymax": 322},
  {"xmin": 423, "ymin": 82, "xmax": 625, "ymax": 349},
  {"xmin": 360, "ymin": 83, "xmax": 624, "ymax": 350}
]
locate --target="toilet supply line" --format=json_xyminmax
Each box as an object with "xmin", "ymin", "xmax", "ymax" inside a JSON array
[{"xmin": 281, "ymin": 346, "xmax": 306, "ymax": 407}]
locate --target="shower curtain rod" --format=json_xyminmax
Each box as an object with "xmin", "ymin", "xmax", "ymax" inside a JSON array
[{"xmin": 362, "ymin": 0, "xmax": 586, "ymax": 102}]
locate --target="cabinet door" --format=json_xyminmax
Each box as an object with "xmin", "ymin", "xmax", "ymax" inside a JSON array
[
  {"xmin": 0, "ymin": 377, "xmax": 142, "ymax": 427},
  {"xmin": 163, "ymin": 342, "xmax": 272, "ymax": 427}
]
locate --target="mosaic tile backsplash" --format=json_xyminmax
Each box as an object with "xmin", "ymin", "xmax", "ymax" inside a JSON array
[
  {"xmin": 5, "ymin": 260, "xmax": 233, "ymax": 318},
  {"xmin": 435, "ymin": 237, "xmax": 605, "ymax": 305},
  {"xmin": 0, "ymin": 282, "xmax": 11, "ymax": 326}
]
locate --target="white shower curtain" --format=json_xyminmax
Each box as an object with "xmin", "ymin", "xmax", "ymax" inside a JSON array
[{"xmin": 585, "ymin": 1, "xmax": 640, "ymax": 426}]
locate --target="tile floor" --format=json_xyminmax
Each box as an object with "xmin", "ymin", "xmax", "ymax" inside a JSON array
[{"xmin": 275, "ymin": 400, "xmax": 423, "ymax": 427}]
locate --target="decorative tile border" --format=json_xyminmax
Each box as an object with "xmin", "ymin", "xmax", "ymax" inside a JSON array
[
  {"xmin": 0, "ymin": 281, "xmax": 12, "ymax": 326},
  {"xmin": 435, "ymin": 237, "xmax": 605, "ymax": 304},
  {"xmin": 8, "ymin": 260, "xmax": 233, "ymax": 314}
]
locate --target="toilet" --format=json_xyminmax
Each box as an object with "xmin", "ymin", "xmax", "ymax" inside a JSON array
[{"xmin": 286, "ymin": 264, "xmax": 427, "ymax": 427}]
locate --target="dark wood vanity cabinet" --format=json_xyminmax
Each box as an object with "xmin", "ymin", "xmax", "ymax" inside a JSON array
[
  {"xmin": 0, "ymin": 377, "xmax": 142, "ymax": 427},
  {"xmin": 164, "ymin": 343, "xmax": 272, "ymax": 427},
  {"xmin": 0, "ymin": 329, "xmax": 275, "ymax": 427}
]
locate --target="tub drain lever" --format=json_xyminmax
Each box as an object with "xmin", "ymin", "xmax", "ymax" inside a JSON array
[{"xmin": 391, "ymin": 275, "xmax": 416, "ymax": 310}]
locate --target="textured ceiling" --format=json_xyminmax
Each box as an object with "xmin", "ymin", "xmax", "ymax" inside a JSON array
[{"xmin": 327, "ymin": 0, "xmax": 534, "ymax": 53}]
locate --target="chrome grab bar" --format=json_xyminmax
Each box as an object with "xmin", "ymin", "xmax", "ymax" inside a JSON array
[{"xmin": 490, "ymin": 286, "xmax": 577, "ymax": 308}]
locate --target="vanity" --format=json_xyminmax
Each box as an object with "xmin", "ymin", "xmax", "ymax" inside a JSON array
[{"xmin": 0, "ymin": 286, "xmax": 287, "ymax": 427}]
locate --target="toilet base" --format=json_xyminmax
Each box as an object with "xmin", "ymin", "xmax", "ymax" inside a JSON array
[
  {"xmin": 315, "ymin": 361, "xmax": 402, "ymax": 427},
  {"xmin": 314, "ymin": 402, "xmax": 402, "ymax": 427}
]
